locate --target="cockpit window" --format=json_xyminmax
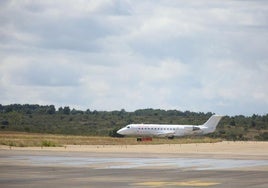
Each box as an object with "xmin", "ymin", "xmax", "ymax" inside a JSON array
[{"xmin": 127, "ymin": 126, "xmax": 130, "ymax": 128}]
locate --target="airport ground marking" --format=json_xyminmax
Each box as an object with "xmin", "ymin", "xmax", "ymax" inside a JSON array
[{"xmin": 133, "ymin": 180, "xmax": 220, "ymax": 187}]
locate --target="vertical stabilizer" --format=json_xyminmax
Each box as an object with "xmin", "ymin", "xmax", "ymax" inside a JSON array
[{"xmin": 203, "ymin": 115, "xmax": 223, "ymax": 133}]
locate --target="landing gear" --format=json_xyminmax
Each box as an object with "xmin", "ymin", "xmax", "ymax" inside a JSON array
[{"xmin": 137, "ymin": 137, "xmax": 153, "ymax": 142}]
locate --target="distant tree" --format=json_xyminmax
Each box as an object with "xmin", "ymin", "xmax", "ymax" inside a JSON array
[
  {"xmin": 4, "ymin": 106, "xmax": 13, "ymax": 113},
  {"xmin": 251, "ymin": 121, "xmax": 256, "ymax": 128},
  {"xmin": 58, "ymin": 107, "xmax": 64, "ymax": 114},
  {"xmin": 1, "ymin": 120, "xmax": 9, "ymax": 125},
  {"xmin": 120, "ymin": 109, "xmax": 126, "ymax": 114},
  {"xmin": 46, "ymin": 105, "xmax": 56, "ymax": 115},
  {"xmin": 92, "ymin": 110, "xmax": 98, "ymax": 115},
  {"xmin": 63, "ymin": 106, "xmax": 70, "ymax": 115},
  {"xmin": 230, "ymin": 118, "xmax": 236, "ymax": 126},
  {"xmin": 1, "ymin": 120, "xmax": 9, "ymax": 129},
  {"xmin": 85, "ymin": 109, "xmax": 91, "ymax": 114},
  {"xmin": 71, "ymin": 109, "xmax": 84, "ymax": 115}
]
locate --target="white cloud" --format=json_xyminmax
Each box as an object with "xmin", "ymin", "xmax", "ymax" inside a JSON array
[{"xmin": 0, "ymin": 0, "xmax": 268, "ymax": 115}]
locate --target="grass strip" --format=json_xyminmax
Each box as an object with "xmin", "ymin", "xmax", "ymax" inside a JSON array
[{"xmin": 0, "ymin": 131, "xmax": 221, "ymax": 147}]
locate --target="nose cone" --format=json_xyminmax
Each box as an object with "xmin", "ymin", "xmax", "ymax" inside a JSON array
[
  {"xmin": 117, "ymin": 129, "xmax": 122, "ymax": 135},
  {"xmin": 116, "ymin": 126, "xmax": 131, "ymax": 135}
]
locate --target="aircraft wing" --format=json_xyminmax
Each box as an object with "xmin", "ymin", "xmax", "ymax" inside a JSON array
[{"xmin": 156, "ymin": 131, "xmax": 175, "ymax": 137}]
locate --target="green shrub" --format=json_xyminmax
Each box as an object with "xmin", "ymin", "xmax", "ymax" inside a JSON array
[{"xmin": 41, "ymin": 140, "xmax": 57, "ymax": 147}]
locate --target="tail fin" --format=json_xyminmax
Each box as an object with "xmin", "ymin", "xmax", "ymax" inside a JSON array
[{"xmin": 203, "ymin": 115, "xmax": 223, "ymax": 133}]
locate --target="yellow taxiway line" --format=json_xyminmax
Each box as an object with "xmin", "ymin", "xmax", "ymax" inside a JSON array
[{"xmin": 133, "ymin": 180, "xmax": 220, "ymax": 187}]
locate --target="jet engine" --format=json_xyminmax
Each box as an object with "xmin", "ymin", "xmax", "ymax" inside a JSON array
[{"xmin": 192, "ymin": 126, "xmax": 201, "ymax": 131}]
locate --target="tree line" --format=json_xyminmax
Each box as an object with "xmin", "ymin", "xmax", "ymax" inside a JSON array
[{"xmin": 0, "ymin": 104, "xmax": 267, "ymax": 140}]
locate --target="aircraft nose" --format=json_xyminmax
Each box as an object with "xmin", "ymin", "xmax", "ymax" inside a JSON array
[{"xmin": 117, "ymin": 129, "xmax": 123, "ymax": 135}]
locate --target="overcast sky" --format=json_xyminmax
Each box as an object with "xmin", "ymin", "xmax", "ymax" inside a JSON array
[{"xmin": 0, "ymin": 0, "xmax": 268, "ymax": 116}]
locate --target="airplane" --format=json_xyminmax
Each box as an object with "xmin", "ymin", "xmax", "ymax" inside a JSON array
[{"xmin": 117, "ymin": 115, "xmax": 223, "ymax": 139}]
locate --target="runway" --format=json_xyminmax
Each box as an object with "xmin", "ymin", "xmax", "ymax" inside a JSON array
[{"xmin": 1, "ymin": 149, "xmax": 268, "ymax": 188}]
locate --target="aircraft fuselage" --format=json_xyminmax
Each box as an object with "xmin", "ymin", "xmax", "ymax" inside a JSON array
[{"xmin": 117, "ymin": 115, "xmax": 223, "ymax": 138}]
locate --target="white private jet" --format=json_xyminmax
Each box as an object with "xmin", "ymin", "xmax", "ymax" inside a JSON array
[{"xmin": 117, "ymin": 115, "xmax": 223, "ymax": 139}]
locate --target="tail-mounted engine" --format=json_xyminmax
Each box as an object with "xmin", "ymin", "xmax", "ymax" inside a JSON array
[{"xmin": 192, "ymin": 126, "xmax": 201, "ymax": 131}]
